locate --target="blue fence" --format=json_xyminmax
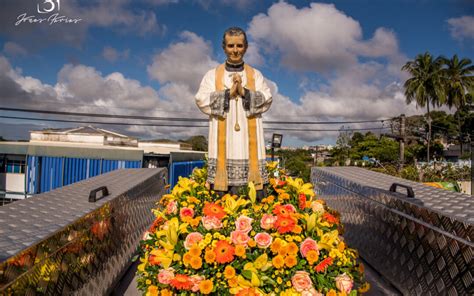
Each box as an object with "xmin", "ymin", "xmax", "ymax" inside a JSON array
[
  {"xmin": 169, "ymin": 161, "xmax": 205, "ymax": 188},
  {"xmin": 27, "ymin": 156, "xmax": 141, "ymax": 194}
]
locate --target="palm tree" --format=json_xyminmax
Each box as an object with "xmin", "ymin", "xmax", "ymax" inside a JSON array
[
  {"xmin": 401, "ymin": 52, "xmax": 446, "ymax": 163},
  {"xmin": 439, "ymin": 55, "xmax": 474, "ymax": 109},
  {"xmin": 439, "ymin": 55, "xmax": 474, "ymax": 156}
]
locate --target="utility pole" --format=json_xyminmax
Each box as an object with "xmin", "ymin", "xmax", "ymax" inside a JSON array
[{"xmin": 398, "ymin": 114, "xmax": 406, "ymax": 172}]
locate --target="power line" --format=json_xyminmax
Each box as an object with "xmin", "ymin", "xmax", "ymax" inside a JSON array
[
  {"xmin": 0, "ymin": 115, "xmax": 392, "ymax": 132},
  {"xmin": 0, "ymin": 115, "xmax": 208, "ymax": 128},
  {"xmin": 0, "ymin": 107, "xmax": 396, "ymax": 125}
]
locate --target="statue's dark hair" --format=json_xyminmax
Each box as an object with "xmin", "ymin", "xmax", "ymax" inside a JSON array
[{"xmin": 222, "ymin": 27, "xmax": 248, "ymax": 49}]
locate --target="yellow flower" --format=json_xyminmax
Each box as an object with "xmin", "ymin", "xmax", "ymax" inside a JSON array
[
  {"xmin": 146, "ymin": 285, "xmax": 158, "ymax": 296},
  {"xmin": 190, "ymin": 256, "xmax": 202, "ymax": 269},
  {"xmin": 183, "ymin": 253, "xmax": 193, "ymax": 265},
  {"xmin": 199, "ymin": 279, "xmax": 214, "ymax": 294},
  {"xmin": 287, "ymin": 242, "xmax": 298, "ymax": 255},
  {"xmin": 228, "ymin": 276, "xmax": 239, "ymax": 288},
  {"xmin": 285, "ymin": 255, "xmax": 297, "ymax": 268},
  {"xmin": 358, "ymin": 282, "xmax": 371, "ymax": 293},
  {"xmin": 224, "ymin": 266, "xmax": 236, "ymax": 279},
  {"xmin": 160, "ymin": 289, "xmax": 173, "ymax": 296},
  {"xmin": 271, "ymin": 238, "xmax": 283, "ymax": 254},
  {"xmin": 277, "ymin": 277, "xmax": 283, "ymax": 284},
  {"xmin": 327, "ymin": 289, "xmax": 337, "ymax": 296},
  {"xmin": 278, "ymin": 244, "xmax": 289, "ymax": 257},
  {"xmin": 189, "ymin": 245, "xmax": 201, "ymax": 257},
  {"xmin": 248, "ymin": 239, "xmax": 257, "ymax": 248},
  {"xmin": 306, "ymin": 250, "xmax": 319, "ymax": 265},
  {"xmin": 272, "ymin": 255, "xmax": 285, "ymax": 269},
  {"xmin": 338, "ymin": 241, "xmax": 346, "ymax": 252},
  {"xmin": 293, "ymin": 225, "xmax": 302, "ymax": 234},
  {"xmin": 173, "ymin": 253, "xmax": 181, "ymax": 261},
  {"xmin": 235, "ymin": 245, "xmax": 246, "ymax": 257},
  {"xmin": 204, "ymin": 249, "xmax": 216, "ymax": 263}
]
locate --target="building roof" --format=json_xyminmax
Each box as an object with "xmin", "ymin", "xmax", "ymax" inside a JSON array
[
  {"xmin": 0, "ymin": 142, "xmax": 143, "ymax": 161},
  {"xmin": 30, "ymin": 126, "xmax": 133, "ymax": 139}
]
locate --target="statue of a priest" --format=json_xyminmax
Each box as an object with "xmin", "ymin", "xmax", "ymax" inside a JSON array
[{"xmin": 195, "ymin": 27, "xmax": 272, "ymax": 194}]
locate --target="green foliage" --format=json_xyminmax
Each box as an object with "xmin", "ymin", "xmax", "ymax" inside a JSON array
[
  {"xmin": 276, "ymin": 149, "xmax": 312, "ymax": 182},
  {"xmin": 182, "ymin": 135, "xmax": 208, "ymax": 151}
]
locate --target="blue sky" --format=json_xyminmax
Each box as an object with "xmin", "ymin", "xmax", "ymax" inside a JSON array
[{"xmin": 0, "ymin": 0, "xmax": 473, "ymax": 146}]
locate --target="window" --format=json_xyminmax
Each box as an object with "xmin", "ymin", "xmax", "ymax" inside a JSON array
[{"xmin": 5, "ymin": 160, "xmax": 25, "ymax": 174}]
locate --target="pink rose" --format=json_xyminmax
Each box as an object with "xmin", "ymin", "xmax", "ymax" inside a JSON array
[
  {"xmin": 235, "ymin": 215, "xmax": 253, "ymax": 233},
  {"xmin": 180, "ymin": 207, "xmax": 194, "ymax": 219},
  {"xmin": 292, "ymin": 271, "xmax": 313, "ymax": 292},
  {"xmin": 335, "ymin": 273, "xmax": 353, "ymax": 293},
  {"xmin": 190, "ymin": 275, "xmax": 204, "ymax": 292},
  {"xmin": 311, "ymin": 201, "xmax": 325, "ymax": 214},
  {"xmin": 157, "ymin": 267, "xmax": 175, "ymax": 284},
  {"xmin": 202, "ymin": 215, "xmax": 223, "ymax": 230},
  {"xmin": 254, "ymin": 232, "xmax": 273, "ymax": 249},
  {"xmin": 231, "ymin": 230, "xmax": 250, "ymax": 246},
  {"xmin": 300, "ymin": 238, "xmax": 319, "ymax": 258},
  {"xmin": 260, "ymin": 214, "xmax": 277, "ymax": 230},
  {"xmin": 184, "ymin": 232, "xmax": 203, "ymax": 249},
  {"xmin": 166, "ymin": 200, "xmax": 177, "ymax": 215},
  {"xmin": 283, "ymin": 204, "xmax": 296, "ymax": 213}
]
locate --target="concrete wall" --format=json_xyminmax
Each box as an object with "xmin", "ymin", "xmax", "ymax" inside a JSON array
[
  {"xmin": 0, "ymin": 173, "xmax": 25, "ymax": 192},
  {"xmin": 30, "ymin": 133, "xmax": 104, "ymax": 145}
]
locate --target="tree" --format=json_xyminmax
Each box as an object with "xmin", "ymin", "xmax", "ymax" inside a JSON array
[
  {"xmin": 440, "ymin": 55, "xmax": 474, "ymax": 109},
  {"xmin": 440, "ymin": 55, "xmax": 474, "ymax": 155},
  {"xmin": 182, "ymin": 135, "xmax": 208, "ymax": 151},
  {"xmin": 402, "ymin": 52, "xmax": 446, "ymax": 162}
]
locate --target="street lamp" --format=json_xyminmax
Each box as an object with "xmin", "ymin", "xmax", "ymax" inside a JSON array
[{"xmin": 271, "ymin": 134, "xmax": 283, "ymax": 161}]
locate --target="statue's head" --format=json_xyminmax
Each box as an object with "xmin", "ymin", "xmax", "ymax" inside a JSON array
[{"xmin": 222, "ymin": 27, "xmax": 248, "ymax": 64}]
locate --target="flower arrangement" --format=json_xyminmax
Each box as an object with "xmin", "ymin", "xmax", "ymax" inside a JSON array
[{"xmin": 136, "ymin": 163, "xmax": 369, "ymax": 295}]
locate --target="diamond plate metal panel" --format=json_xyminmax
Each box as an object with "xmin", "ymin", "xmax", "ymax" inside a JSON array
[
  {"xmin": 0, "ymin": 168, "xmax": 167, "ymax": 295},
  {"xmin": 312, "ymin": 167, "xmax": 473, "ymax": 296}
]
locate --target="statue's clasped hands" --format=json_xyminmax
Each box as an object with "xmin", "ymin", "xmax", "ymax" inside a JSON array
[{"xmin": 230, "ymin": 74, "xmax": 245, "ymax": 99}]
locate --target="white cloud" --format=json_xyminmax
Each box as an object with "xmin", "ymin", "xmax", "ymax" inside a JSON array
[
  {"xmin": 102, "ymin": 46, "xmax": 130, "ymax": 62},
  {"xmin": 3, "ymin": 42, "xmax": 28, "ymax": 57},
  {"xmin": 148, "ymin": 31, "xmax": 219, "ymax": 91},
  {"xmin": 248, "ymin": 2, "xmax": 400, "ymax": 74},
  {"xmin": 447, "ymin": 16, "xmax": 474, "ymax": 40}
]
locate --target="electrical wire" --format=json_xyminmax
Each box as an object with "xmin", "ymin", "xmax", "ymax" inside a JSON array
[
  {"xmin": 0, "ymin": 115, "xmax": 393, "ymax": 132},
  {"xmin": 0, "ymin": 107, "xmax": 396, "ymax": 125}
]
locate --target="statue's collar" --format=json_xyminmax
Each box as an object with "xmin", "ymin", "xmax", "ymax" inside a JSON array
[{"xmin": 225, "ymin": 60, "xmax": 244, "ymax": 72}]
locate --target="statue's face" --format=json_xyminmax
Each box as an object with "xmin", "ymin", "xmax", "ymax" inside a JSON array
[{"xmin": 223, "ymin": 34, "xmax": 246, "ymax": 64}]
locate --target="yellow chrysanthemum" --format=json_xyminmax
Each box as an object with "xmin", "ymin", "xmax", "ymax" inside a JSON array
[
  {"xmin": 199, "ymin": 279, "xmax": 213, "ymax": 294},
  {"xmin": 248, "ymin": 239, "xmax": 257, "ymax": 248},
  {"xmin": 146, "ymin": 285, "xmax": 158, "ymax": 296},
  {"xmin": 224, "ymin": 265, "xmax": 236, "ymax": 279},
  {"xmin": 189, "ymin": 245, "xmax": 201, "ymax": 257},
  {"xmin": 306, "ymin": 250, "xmax": 319, "ymax": 265},
  {"xmin": 327, "ymin": 289, "xmax": 337, "ymax": 296},
  {"xmin": 183, "ymin": 253, "xmax": 193, "ymax": 265},
  {"xmin": 190, "ymin": 256, "xmax": 202, "ymax": 269},
  {"xmin": 235, "ymin": 245, "xmax": 246, "ymax": 257},
  {"xmin": 204, "ymin": 249, "xmax": 216, "ymax": 263},
  {"xmin": 272, "ymin": 255, "xmax": 285, "ymax": 269},
  {"xmin": 287, "ymin": 242, "xmax": 298, "ymax": 255},
  {"xmin": 160, "ymin": 289, "xmax": 173, "ymax": 296},
  {"xmin": 285, "ymin": 255, "xmax": 297, "ymax": 268}
]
